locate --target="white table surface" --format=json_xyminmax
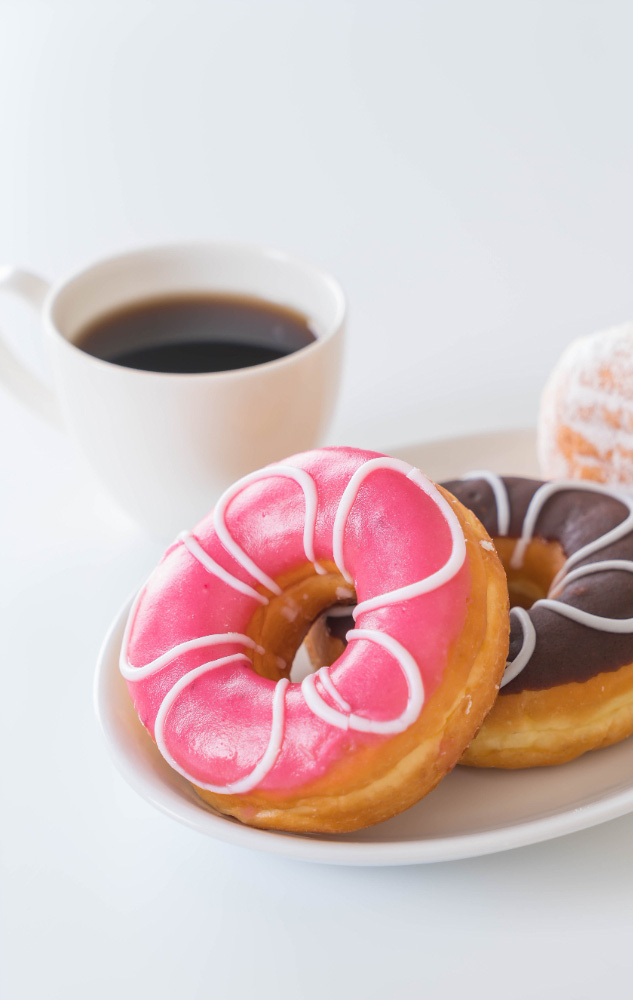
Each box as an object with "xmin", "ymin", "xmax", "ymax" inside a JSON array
[{"xmin": 3, "ymin": 3, "xmax": 633, "ymax": 998}]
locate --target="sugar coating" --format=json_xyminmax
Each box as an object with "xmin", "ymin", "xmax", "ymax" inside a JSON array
[{"xmin": 538, "ymin": 322, "xmax": 633, "ymax": 488}]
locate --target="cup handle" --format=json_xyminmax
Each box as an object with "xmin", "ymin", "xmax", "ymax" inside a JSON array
[{"xmin": 0, "ymin": 266, "xmax": 63, "ymax": 427}]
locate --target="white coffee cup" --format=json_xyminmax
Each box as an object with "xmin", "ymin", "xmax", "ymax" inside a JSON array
[{"xmin": 0, "ymin": 242, "xmax": 346, "ymax": 536}]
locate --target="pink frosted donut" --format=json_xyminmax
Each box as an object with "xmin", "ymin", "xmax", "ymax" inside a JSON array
[{"xmin": 121, "ymin": 447, "xmax": 508, "ymax": 833}]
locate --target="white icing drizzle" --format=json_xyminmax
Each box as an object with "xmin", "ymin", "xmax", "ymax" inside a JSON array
[
  {"xmin": 213, "ymin": 464, "xmax": 326, "ymax": 594},
  {"xmin": 179, "ymin": 531, "xmax": 268, "ymax": 605},
  {"xmin": 332, "ymin": 458, "xmax": 466, "ymax": 618},
  {"xmin": 534, "ymin": 596, "xmax": 633, "ymax": 633},
  {"xmin": 125, "ymin": 456, "xmax": 466, "ymax": 791},
  {"xmin": 317, "ymin": 666, "xmax": 352, "ymax": 712},
  {"xmin": 301, "ymin": 629, "xmax": 425, "ymax": 735},
  {"xmin": 462, "ymin": 471, "xmax": 511, "ymax": 536},
  {"xmin": 154, "ymin": 656, "xmax": 290, "ymax": 795},
  {"xmin": 121, "ymin": 629, "xmax": 262, "ymax": 682},
  {"xmin": 548, "ymin": 558, "xmax": 633, "ymax": 598},
  {"xmin": 510, "ymin": 480, "xmax": 633, "ymax": 572},
  {"xmin": 531, "ymin": 558, "xmax": 633, "ymax": 633},
  {"xmin": 501, "ymin": 608, "xmax": 536, "ymax": 689}
]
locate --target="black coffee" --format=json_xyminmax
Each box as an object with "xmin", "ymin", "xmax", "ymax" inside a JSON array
[{"xmin": 75, "ymin": 293, "xmax": 316, "ymax": 373}]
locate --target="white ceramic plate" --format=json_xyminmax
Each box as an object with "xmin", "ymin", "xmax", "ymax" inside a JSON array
[{"xmin": 94, "ymin": 428, "xmax": 633, "ymax": 865}]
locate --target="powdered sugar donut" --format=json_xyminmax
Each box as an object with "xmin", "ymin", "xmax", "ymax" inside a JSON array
[
  {"xmin": 539, "ymin": 322, "xmax": 633, "ymax": 487},
  {"xmin": 121, "ymin": 447, "xmax": 508, "ymax": 833}
]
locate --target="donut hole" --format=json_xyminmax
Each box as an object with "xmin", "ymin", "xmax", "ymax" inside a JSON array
[
  {"xmin": 300, "ymin": 605, "xmax": 355, "ymax": 675},
  {"xmin": 493, "ymin": 537, "xmax": 566, "ymax": 610},
  {"xmin": 244, "ymin": 560, "xmax": 356, "ymax": 682},
  {"xmin": 296, "ymin": 538, "xmax": 567, "ymax": 680},
  {"xmin": 291, "ymin": 597, "xmax": 356, "ymax": 681}
]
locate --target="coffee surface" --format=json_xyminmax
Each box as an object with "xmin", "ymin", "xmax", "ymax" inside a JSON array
[{"xmin": 75, "ymin": 293, "xmax": 316, "ymax": 373}]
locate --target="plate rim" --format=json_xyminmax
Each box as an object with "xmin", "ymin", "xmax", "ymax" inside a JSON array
[{"xmin": 94, "ymin": 428, "xmax": 633, "ymax": 866}]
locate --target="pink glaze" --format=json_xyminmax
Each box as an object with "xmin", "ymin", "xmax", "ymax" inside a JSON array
[{"xmin": 121, "ymin": 448, "xmax": 471, "ymax": 794}]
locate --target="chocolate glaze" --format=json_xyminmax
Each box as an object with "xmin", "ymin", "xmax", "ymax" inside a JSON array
[
  {"xmin": 444, "ymin": 477, "xmax": 633, "ymax": 693},
  {"xmin": 321, "ymin": 476, "xmax": 633, "ymax": 695}
]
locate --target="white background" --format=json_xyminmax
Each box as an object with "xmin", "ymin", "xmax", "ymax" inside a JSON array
[{"xmin": 2, "ymin": 2, "xmax": 633, "ymax": 998}]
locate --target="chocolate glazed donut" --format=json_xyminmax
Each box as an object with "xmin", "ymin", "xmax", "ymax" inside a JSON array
[{"xmin": 307, "ymin": 475, "xmax": 633, "ymax": 768}]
